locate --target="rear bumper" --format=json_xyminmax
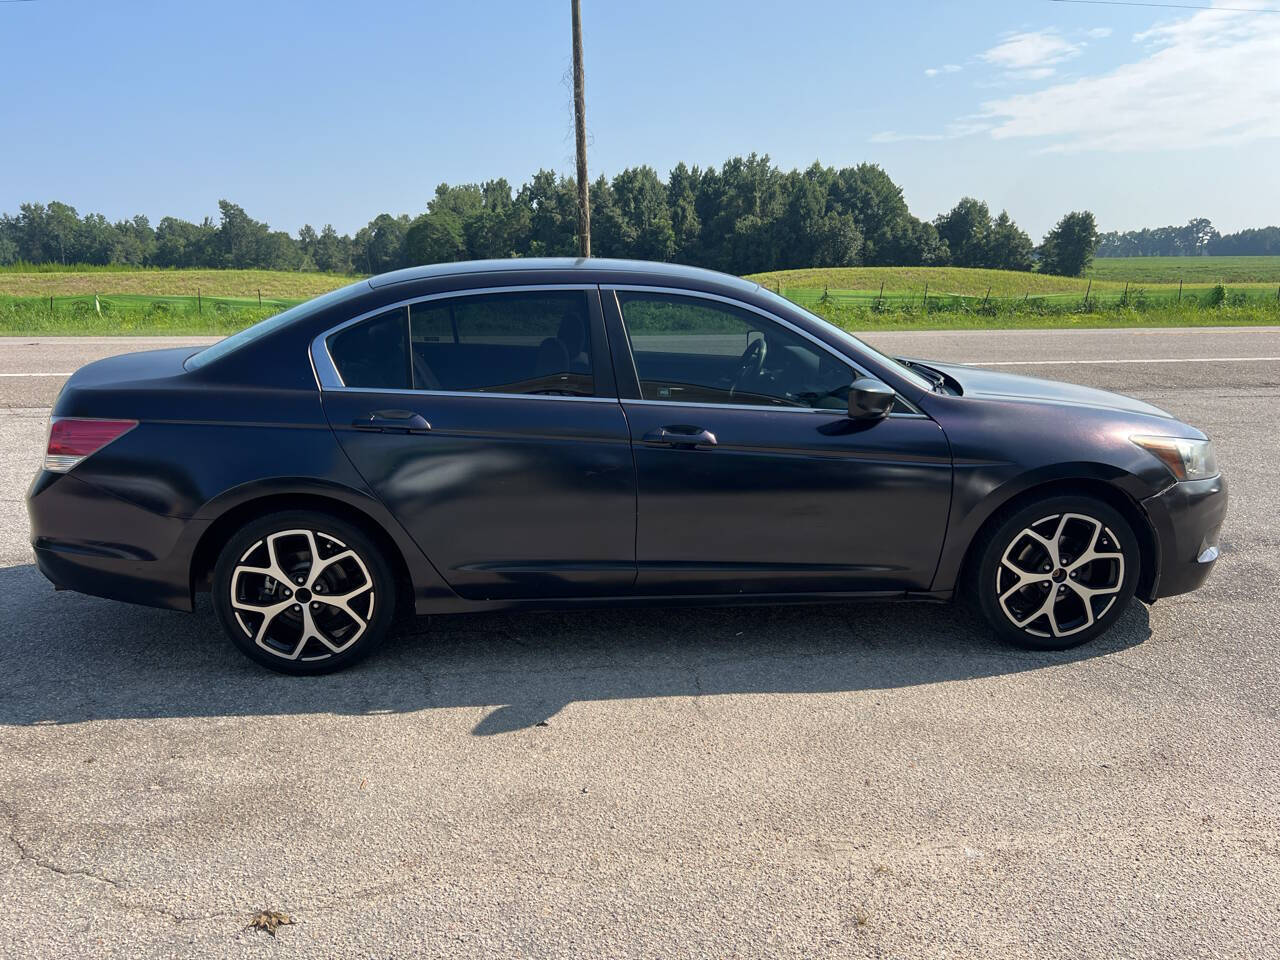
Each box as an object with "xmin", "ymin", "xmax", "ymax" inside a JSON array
[
  {"xmin": 1141, "ymin": 473, "xmax": 1227, "ymax": 600},
  {"xmin": 27, "ymin": 471, "xmax": 200, "ymax": 612}
]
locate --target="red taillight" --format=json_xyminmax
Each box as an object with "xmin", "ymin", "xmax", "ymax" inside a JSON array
[{"xmin": 44, "ymin": 417, "xmax": 137, "ymax": 473}]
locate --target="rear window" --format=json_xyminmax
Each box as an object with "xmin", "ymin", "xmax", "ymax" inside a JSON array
[{"xmin": 184, "ymin": 282, "xmax": 367, "ymax": 371}]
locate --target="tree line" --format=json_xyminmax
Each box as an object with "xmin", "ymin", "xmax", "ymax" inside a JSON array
[
  {"xmin": 1098, "ymin": 219, "xmax": 1280, "ymax": 258},
  {"xmin": 1, "ymin": 154, "xmax": 1104, "ymax": 277}
]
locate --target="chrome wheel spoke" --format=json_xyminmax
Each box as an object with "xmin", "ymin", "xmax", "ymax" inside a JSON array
[
  {"xmin": 229, "ymin": 527, "xmax": 375, "ymax": 662},
  {"xmin": 308, "ymin": 549, "xmax": 360, "ymax": 586},
  {"xmin": 996, "ymin": 512, "xmax": 1126, "ymax": 639}
]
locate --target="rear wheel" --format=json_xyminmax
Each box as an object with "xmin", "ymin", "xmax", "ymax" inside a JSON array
[
  {"xmin": 974, "ymin": 495, "xmax": 1140, "ymax": 651},
  {"xmin": 212, "ymin": 510, "xmax": 396, "ymax": 674}
]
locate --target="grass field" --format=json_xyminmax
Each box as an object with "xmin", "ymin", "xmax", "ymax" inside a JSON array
[
  {"xmin": 2, "ymin": 261, "xmax": 1279, "ymax": 335},
  {"xmin": 1088, "ymin": 256, "xmax": 1280, "ymax": 284},
  {"xmin": 0, "ymin": 268, "xmax": 356, "ymax": 299}
]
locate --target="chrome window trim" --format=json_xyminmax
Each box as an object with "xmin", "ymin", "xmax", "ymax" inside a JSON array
[
  {"xmin": 309, "ymin": 284, "xmax": 603, "ymax": 398},
  {"xmin": 605, "ymin": 284, "xmax": 926, "ymax": 418},
  {"xmin": 623, "ymin": 397, "xmax": 928, "ymax": 418}
]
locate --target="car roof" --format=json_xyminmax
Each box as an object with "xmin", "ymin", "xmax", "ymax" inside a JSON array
[{"xmin": 366, "ymin": 257, "xmax": 761, "ymax": 293}]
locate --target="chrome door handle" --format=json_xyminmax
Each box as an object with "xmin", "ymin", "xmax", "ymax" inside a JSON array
[
  {"xmin": 353, "ymin": 410, "xmax": 432, "ymax": 434},
  {"xmin": 641, "ymin": 425, "xmax": 718, "ymax": 449}
]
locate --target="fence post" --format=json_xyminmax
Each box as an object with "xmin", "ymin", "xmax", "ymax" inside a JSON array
[
  {"xmin": 877, "ymin": 280, "xmax": 884, "ymax": 310},
  {"xmin": 49, "ymin": 295, "xmax": 54, "ymax": 314},
  {"xmin": 982, "ymin": 286, "xmax": 991, "ymax": 309},
  {"xmin": 258, "ymin": 289, "xmax": 262, "ymax": 306},
  {"xmin": 923, "ymin": 282, "xmax": 928, "ymax": 315},
  {"xmin": 1178, "ymin": 279, "xmax": 1183, "ymax": 303},
  {"xmin": 198, "ymin": 288, "xmax": 202, "ymax": 315},
  {"xmin": 1122, "ymin": 281, "xmax": 1129, "ymax": 306},
  {"xmin": 1083, "ymin": 279, "xmax": 1092, "ymax": 308}
]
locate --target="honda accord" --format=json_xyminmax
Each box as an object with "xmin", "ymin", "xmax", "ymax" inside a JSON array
[{"xmin": 27, "ymin": 259, "xmax": 1227, "ymax": 673}]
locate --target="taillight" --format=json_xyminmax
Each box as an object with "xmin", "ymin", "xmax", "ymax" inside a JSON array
[{"xmin": 44, "ymin": 417, "xmax": 138, "ymax": 473}]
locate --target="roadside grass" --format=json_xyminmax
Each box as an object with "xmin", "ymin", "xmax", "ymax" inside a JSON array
[
  {"xmin": 747, "ymin": 266, "xmax": 1111, "ymax": 297},
  {"xmin": 1088, "ymin": 255, "xmax": 1280, "ymax": 285},
  {"xmin": 0, "ymin": 268, "xmax": 358, "ymax": 299},
  {"xmin": 2, "ymin": 263, "xmax": 1278, "ymax": 335},
  {"xmin": 808, "ymin": 298, "xmax": 1280, "ymax": 332},
  {"xmin": 0, "ymin": 294, "xmax": 287, "ymax": 336},
  {"xmin": 5, "ymin": 290, "xmax": 1277, "ymax": 337}
]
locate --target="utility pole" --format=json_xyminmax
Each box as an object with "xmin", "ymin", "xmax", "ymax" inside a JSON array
[{"xmin": 571, "ymin": 0, "xmax": 590, "ymax": 257}]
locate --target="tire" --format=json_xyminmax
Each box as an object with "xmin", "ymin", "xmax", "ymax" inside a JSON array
[
  {"xmin": 212, "ymin": 510, "xmax": 397, "ymax": 674},
  {"xmin": 972, "ymin": 495, "xmax": 1140, "ymax": 651}
]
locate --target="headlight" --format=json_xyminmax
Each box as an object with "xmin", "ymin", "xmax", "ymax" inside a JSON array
[{"xmin": 1131, "ymin": 435, "xmax": 1218, "ymax": 481}]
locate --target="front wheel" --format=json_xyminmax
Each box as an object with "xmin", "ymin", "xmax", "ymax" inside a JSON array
[
  {"xmin": 973, "ymin": 495, "xmax": 1140, "ymax": 651},
  {"xmin": 212, "ymin": 510, "xmax": 397, "ymax": 674}
]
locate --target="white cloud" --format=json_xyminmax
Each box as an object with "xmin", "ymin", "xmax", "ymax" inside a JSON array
[
  {"xmin": 1087, "ymin": 27, "xmax": 1113, "ymax": 39},
  {"xmin": 980, "ymin": 29, "xmax": 1083, "ymax": 72},
  {"xmin": 924, "ymin": 64, "xmax": 963, "ymax": 77},
  {"xmin": 871, "ymin": 119, "xmax": 992, "ymax": 144},
  {"xmin": 982, "ymin": 7, "xmax": 1280, "ymax": 152}
]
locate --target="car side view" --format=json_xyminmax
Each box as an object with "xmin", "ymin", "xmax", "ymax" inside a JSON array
[{"xmin": 28, "ymin": 259, "xmax": 1227, "ymax": 673}]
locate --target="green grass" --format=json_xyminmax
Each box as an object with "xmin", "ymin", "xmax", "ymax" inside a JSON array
[
  {"xmin": 1088, "ymin": 255, "xmax": 1280, "ymax": 284},
  {"xmin": 0, "ymin": 268, "xmax": 359, "ymax": 299},
  {"xmin": 0, "ymin": 293, "xmax": 294, "ymax": 336},
  {"xmin": 806, "ymin": 298, "xmax": 1280, "ymax": 332},
  {"xmin": 2, "ymin": 263, "xmax": 1278, "ymax": 335}
]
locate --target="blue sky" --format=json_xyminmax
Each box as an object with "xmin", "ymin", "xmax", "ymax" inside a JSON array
[{"xmin": 2, "ymin": 0, "xmax": 1277, "ymax": 239}]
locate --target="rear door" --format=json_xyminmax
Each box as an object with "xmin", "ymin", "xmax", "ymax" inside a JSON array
[
  {"xmin": 317, "ymin": 285, "xmax": 637, "ymax": 600},
  {"xmin": 604, "ymin": 287, "xmax": 952, "ymax": 596}
]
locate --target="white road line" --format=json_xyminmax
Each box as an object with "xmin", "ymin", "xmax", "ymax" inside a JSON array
[{"xmin": 961, "ymin": 357, "xmax": 1280, "ymax": 367}]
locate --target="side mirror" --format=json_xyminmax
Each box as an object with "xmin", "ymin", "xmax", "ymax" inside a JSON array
[{"xmin": 847, "ymin": 377, "xmax": 896, "ymax": 421}]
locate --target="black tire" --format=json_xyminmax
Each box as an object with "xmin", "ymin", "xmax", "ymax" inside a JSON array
[
  {"xmin": 212, "ymin": 510, "xmax": 397, "ymax": 674},
  {"xmin": 972, "ymin": 495, "xmax": 1140, "ymax": 651}
]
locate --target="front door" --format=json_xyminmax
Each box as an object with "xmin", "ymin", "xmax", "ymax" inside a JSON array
[
  {"xmin": 608, "ymin": 289, "xmax": 952, "ymax": 596},
  {"xmin": 319, "ymin": 287, "xmax": 636, "ymax": 600}
]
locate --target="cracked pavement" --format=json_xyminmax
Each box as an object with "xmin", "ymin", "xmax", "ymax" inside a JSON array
[{"xmin": 0, "ymin": 328, "xmax": 1278, "ymax": 959}]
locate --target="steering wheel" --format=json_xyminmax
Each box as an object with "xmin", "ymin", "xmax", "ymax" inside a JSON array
[{"xmin": 730, "ymin": 337, "xmax": 767, "ymax": 396}]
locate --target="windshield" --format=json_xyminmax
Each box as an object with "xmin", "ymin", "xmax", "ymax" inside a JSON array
[
  {"xmin": 753, "ymin": 286, "xmax": 934, "ymax": 393},
  {"xmin": 183, "ymin": 281, "xmax": 367, "ymax": 371}
]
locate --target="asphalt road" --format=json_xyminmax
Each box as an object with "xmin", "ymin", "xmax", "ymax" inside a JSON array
[{"xmin": 1, "ymin": 328, "xmax": 1277, "ymax": 959}]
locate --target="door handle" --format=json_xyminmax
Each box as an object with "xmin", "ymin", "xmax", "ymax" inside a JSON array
[
  {"xmin": 641, "ymin": 425, "xmax": 718, "ymax": 449},
  {"xmin": 352, "ymin": 409, "xmax": 432, "ymax": 434}
]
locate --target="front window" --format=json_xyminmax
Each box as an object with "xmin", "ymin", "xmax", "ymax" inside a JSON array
[
  {"xmin": 753, "ymin": 286, "xmax": 934, "ymax": 394},
  {"xmin": 617, "ymin": 292, "xmax": 858, "ymax": 411}
]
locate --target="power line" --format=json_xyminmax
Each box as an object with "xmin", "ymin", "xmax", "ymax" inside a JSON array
[{"xmin": 1049, "ymin": 0, "xmax": 1280, "ymax": 13}]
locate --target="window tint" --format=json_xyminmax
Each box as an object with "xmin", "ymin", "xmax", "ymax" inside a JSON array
[
  {"xmin": 618, "ymin": 292, "xmax": 858, "ymax": 410},
  {"xmin": 409, "ymin": 291, "xmax": 594, "ymax": 396},
  {"xmin": 327, "ymin": 307, "xmax": 411, "ymax": 390}
]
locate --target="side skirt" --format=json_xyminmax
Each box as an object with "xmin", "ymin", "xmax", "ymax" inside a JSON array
[{"xmin": 415, "ymin": 588, "xmax": 955, "ymax": 617}]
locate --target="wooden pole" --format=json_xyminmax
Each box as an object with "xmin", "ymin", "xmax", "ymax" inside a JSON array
[
  {"xmin": 1178, "ymin": 279, "xmax": 1183, "ymax": 302},
  {"xmin": 198, "ymin": 288, "xmax": 202, "ymax": 315},
  {"xmin": 923, "ymin": 282, "xmax": 928, "ymax": 314},
  {"xmin": 571, "ymin": 0, "xmax": 590, "ymax": 258}
]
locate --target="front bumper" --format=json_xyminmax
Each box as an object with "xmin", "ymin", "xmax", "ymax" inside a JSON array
[
  {"xmin": 27, "ymin": 470, "xmax": 201, "ymax": 612},
  {"xmin": 1141, "ymin": 473, "xmax": 1227, "ymax": 600}
]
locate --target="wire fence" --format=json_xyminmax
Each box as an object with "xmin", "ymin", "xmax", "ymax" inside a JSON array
[{"xmin": 780, "ymin": 282, "xmax": 1280, "ymax": 315}]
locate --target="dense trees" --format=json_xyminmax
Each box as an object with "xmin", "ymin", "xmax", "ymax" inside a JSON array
[
  {"xmin": 1037, "ymin": 212, "xmax": 1100, "ymax": 278},
  {"xmin": 13, "ymin": 155, "xmax": 1263, "ymax": 277},
  {"xmin": 1098, "ymin": 219, "xmax": 1280, "ymax": 258},
  {"xmin": 932, "ymin": 198, "xmax": 1034, "ymax": 272}
]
